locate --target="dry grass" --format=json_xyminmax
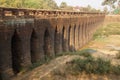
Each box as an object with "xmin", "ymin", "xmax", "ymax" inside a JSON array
[{"xmin": 93, "ymin": 22, "xmax": 120, "ymax": 40}]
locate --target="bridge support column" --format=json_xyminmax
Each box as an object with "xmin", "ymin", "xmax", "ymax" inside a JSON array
[
  {"xmin": 19, "ymin": 39, "xmax": 31, "ymax": 68},
  {"xmin": 65, "ymin": 27, "xmax": 69, "ymax": 52},
  {"xmin": 44, "ymin": 29, "xmax": 54, "ymax": 58},
  {"xmin": 11, "ymin": 31, "xmax": 32, "ymax": 74},
  {"xmin": 0, "ymin": 38, "xmax": 14, "ymax": 80},
  {"xmin": 75, "ymin": 26, "xmax": 79, "ymax": 50},
  {"xmin": 69, "ymin": 26, "xmax": 75, "ymax": 51},
  {"xmin": 31, "ymin": 31, "xmax": 42, "ymax": 63},
  {"xmin": 54, "ymin": 27, "xmax": 62, "ymax": 54},
  {"xmin": 82, "ymin": 23, "xmax": 86, "ymax": 46},
  {"xmin": 84, "ymin": 23, "xmax": 88, "ymax": 45},
  {"xmin": 86, "ymin": 23, "xmax": 89, "ymax": 43},
  {"xmin": 11, "ymin": 19, "xmax": 33, "ymax": 74},
  {"xmin": 87, "ymin": 24, "xmax": 91, "ymax": 42},
  {"xmin": 0, "ymin": 25, "xmax": 14, "ymax": 80},
  {"xmin": 79, "ymin": 24, "xmax": 83, "ymax": 48},
  {"xmin": 62, "ymin": 26, "xmax": 69, "ymax": 52},
  {"xmin": 89, "ymin": 22, "xmax": 93, "ymax": 40}
]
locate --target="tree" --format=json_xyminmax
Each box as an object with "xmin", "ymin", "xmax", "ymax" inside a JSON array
[
  {"xmin": 102, "ymin": 0, "xmax": 120, "ymax": 14},
  {"xmin": 102, "ymin": 0, "xmax": 118, "ymax": 13},
  {"xmin": 87, "ymin": 5, "xmax": 92, "ymax": 11},
  {"xmin": 103, "ymin": 7, "xmax": 108, "ymax": 13},
  {"xmin": 41, "ymin": 0, "xmax": 58, "ymax": 9},
  {"xmin": 60, "ymin": 2, "xmax": 67, "ymax": 8},
  {"xmin": 0, "ymin": 0, "xmax": 58, "ymax": 9},
  {"xmin": 102, "ymin": 0, "xmax": 117, "ymax": 8},
  {"xmin": 102, "ymin": 0, "xmax": 117, "ymax": 5},
  {"xmin": 66, "ymin": 6, "xmax": 73, "ymax": 10}
]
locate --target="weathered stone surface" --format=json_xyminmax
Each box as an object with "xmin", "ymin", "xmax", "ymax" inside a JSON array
[{"xmin": 0, "ymin": 7, "xmax": 105, "ymax": 80}]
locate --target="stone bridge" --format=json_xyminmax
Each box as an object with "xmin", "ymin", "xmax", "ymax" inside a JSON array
[{"xmin": 0, "ymin": 7, "xmax": 105, "ymax": 80}]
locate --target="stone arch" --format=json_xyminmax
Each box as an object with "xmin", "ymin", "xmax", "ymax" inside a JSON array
[
  {"xmin": 81, "ymin": 23, "xmax": 85, "ymax": 46},
  {"xmin": 68, "ymin": 25, "xmax": 75, "ymax": 51},
  {"xmin": 83, "ymin": 22, "xmax": 87, "ymax": 45},
  {"xmin": 75, "ymin": 25, "xmax": 80, "ymax": 50},
  {"xmin": 62, "ymin": 26, "xmax": 66, "ymax": 52},
  {"xmin": 78, "ymin": 25, "xmax": 80, "ymax": 49},
  {"xmin": 30, "ymin": 29, "xmax": 40, "ymax": 63},
  {"xmin": 11, "ymin": 30, "xmax": 21, "ymax": 74},
  {"xmin": 43, "ymin": 29, "xmax": 53, "ymax": 59},
  {"xmin": 68, "ymin": 26, "xmax": 72, "ymax": 51},
  {"xmin": 84, "ymin": 22, "xmax": 88, "ymax": 44},
  {"xmin": 54, "ymin": 26, "xmax": 60, "ymax": 54},
  {"xmin": 86, "ymin": 22, "xmax": 89, "ymax": 42},
  {"xmin": 88, "ymin": 21, "xmax": 91, "ymax": 41},
  {"xmin": 79, "ymin": 23, "xmax": 83, "ymax": 47},
  {"xmin": 68, "ymin": 26, "xmax": 71, "ymax": 51},
  {"xmin": 74, "ymin": 25, "xmax": 76, "ymax": 50}
]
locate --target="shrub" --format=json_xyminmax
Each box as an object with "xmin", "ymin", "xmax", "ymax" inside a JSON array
[
  {"xmin": 116, "ymin": 51, "xmax": 120, "ymax": 59},
  {"xmin": 67, "ymin": 57, "xmax": 120, "ymax": 75},
  {"xmin": 56, "ymin": 49, "xmax": 93, "ymax": 58},
  {"xmin": 93, "ymin": 22, "xmax": 120, "ymax": 40}
]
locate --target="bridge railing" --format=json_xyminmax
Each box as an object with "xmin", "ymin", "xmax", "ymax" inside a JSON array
[{"xmin": 0, "ymin": 7, "xmax": 105, "ymax": 18}]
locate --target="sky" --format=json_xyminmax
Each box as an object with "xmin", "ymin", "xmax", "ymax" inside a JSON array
[{"xmin": 54, "ymin": 0, "xmax": 105, "ymax": 10}]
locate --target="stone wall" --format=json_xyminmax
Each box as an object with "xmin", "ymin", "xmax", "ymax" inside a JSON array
[
  {"xmin": 104, "ymin": 15, "xmax": 120, "ymax": 23},
  {"xmin": 0, "ymin": 7, "xmax": 105, "ymax": 80}
]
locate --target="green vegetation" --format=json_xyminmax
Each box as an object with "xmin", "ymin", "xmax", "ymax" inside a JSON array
[
  {"xmin": 23, "ymin": 22, "xmax": 120, "ymax": 76},
  {"xmin": 67, "ymin": 56, "xmax": 120, "ymax": 75},
  {"xmin": 29, "ymin": 56, "xmax": 53, "ymax": 70},
  {"xmin": 29, "ymin": 48, "xmax": 120, "ymax": 76},
  {"xmin": 29, "ymin": 61, "xmax": 45, "ymax": 70},
  {"xmin": 53, "ymin": 52, "xmax": 120, "ymax": 76},
  {"xmin": 93, "ymin": 22, "xmax": 120, "ymax": 39},
  {"xmin": 67, "ymin": 57, "xmax": 110, "ymax": 75},
  {"xmin": 116, "ymin": 51, "xmax": 120, "ymax": 59},
  {"xmin": 29, "ymin": 49, "xmax": 93, "ymax": 70},
  {"xmin": 29, "ymin": 48, "xmax": 96, "ymax": 71},
  {"xmin": 0, "ymin": 0, "xmax": 102, "ymax": 12},
  {"xmin": 102, "ymin": 0, "xmax": 120, "ymax": 14},
  {"xmin": 56, "ymin": 49, "xmax": 93, "ymax": 58},
  {"xmin": 0, "ymin": 0, "xmax": 58, "ymax": 9},
  {"xmin": 0, "ymin": 0, "xmax": 73, "ymax": 10}
]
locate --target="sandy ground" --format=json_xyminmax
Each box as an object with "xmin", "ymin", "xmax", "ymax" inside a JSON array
[
  {"xmin": 40, "ymin": 35, "xmax": 120, "ymax": 80},
  {"xmin": 12, "ymin": 55, "xmax": 80, "ymax": 80},
  {"xmin": 88, "ymin": 35, "xmax": 120, "ymax": 65}
]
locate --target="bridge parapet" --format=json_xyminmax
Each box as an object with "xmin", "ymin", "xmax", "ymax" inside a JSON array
[{"xmin": 0, "ymin": 7, "xmax": 105, "ymax": 19}]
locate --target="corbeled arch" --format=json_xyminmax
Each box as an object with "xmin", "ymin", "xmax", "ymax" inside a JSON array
[{"xmin": 11, "ymin": 30, "xmax": 22, "ymax": 74}]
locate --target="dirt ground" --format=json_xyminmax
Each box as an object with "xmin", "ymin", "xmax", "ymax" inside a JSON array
[
  {"xmin": 88, "ymin": 35, "xmax": 120, "ymax": 66},
  {"xmin": 12, "ymin": 35, "xmax": 120, "ymax": 80},
  {"xmin": 40, "ymin": 35, "xmax": 120, "ymax": 80}
]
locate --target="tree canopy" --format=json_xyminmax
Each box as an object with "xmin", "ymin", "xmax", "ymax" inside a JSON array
[
  {"xmin": 0, "ymin": 0, "xmax": 102, "ymax": 12},
  {"xmin": 102, "ymin": 0, "xmax": 117, "ymax": 6},
  {"xmin": 0, "ymin": 0, "xmax": 58, "ymax": 9},
  {"xmin": 60, "ymin": 2, "xmax": 67, "ymax": 8},
  {"xmin": 102, "ymin": 0, "xmax": 120, "ymax": 14}
]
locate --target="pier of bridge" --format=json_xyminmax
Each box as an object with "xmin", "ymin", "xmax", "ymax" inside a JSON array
[{"xmin": 0, "ymin": 7, "xmax": 105, "ymax": 80}]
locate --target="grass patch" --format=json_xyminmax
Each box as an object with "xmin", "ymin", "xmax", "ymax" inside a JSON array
[
  {"xmin": 66, "ymin": 57, "xmax": 120, "ymax": 75},
  {"xmin": 29, "ymin": 61, "xmax": 45, "ymax": 70},
  {"xmin": 56, "ymin": 49, "xmax": 94, "ymax": 58},
  {"xmin": 93, "ymin": 22, "xmax": 120, "ymax": 40},
  {"xmin": 116, "ymin": 51, "xmax": 120, "ymax": 59},
  {"xmin": 29, "ymin": 56, "xmax": 54, "ymax": 70},
  {"xmin": 77, "ymin": 49, "xmax": 94, "ymax": 57},
  {"xmin": 52, "ymin": 69, "xmax": 66, "ymax": 78},
  {"xmin": 29, "ymin": 48, "xmax": 94, "ymax": 70}
]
